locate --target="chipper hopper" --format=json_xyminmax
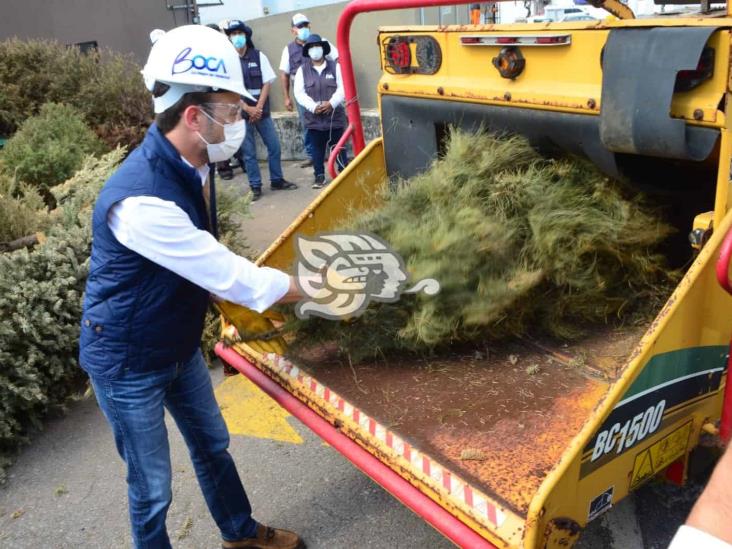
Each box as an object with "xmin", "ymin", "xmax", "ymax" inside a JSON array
[{"xmin": 216, "ymin": 0, "xmax": 732, "ymax": 546}]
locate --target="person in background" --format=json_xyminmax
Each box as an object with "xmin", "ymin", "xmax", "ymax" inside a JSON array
[
  {"xmin": 224, "ymin": 20, "xmax": 296, "ymax": 201},
  {"xmin": 79, "ymin": 25, "xmax": 304, "ymax": 549},
  {"xmin": 208, "ymin": 21, "xmax": 243, "ymax": 181},
  {"xmin": 279, "ymin": 13, "xmax": 338, "ymax": 169},
  {"xmin": 294, "ymin": 34, "xmax": 348, "ymax": 190}
]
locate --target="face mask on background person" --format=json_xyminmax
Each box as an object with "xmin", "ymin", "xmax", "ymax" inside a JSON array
[
  {"xmin": 309, "ymin": 46, "xmax": 324, "ymax": 61},
  {"xmin": 297, "ymin": 27, "xmax": 311, "ymax": 41},
  {"xmin": 231, "ymin": 34, "xmax": 246, "ymax": 49},
  {"xmin": 197, "ymin": 110, "xmax": 246, "ymax": 163}
]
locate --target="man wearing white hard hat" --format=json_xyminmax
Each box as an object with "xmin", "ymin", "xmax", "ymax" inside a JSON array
[
  {"xmin": 279, "ymin": 13, "xmax": 338, "ymax": 167},
  {"xmin": 78, "ymin": 25, "xmax": 304, "ymax": 549}
]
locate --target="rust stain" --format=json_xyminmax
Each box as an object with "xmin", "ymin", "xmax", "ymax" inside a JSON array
[
  {"xmin": 393, "ymin": 87, "xmax": 594, "ymax": 111},
  {"xmin": 295, "ymin": 325, "xmax": 643, "ymax": 516}
]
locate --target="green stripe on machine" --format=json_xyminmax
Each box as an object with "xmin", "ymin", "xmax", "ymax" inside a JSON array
[{"xmin": 618, "ymin": 345, "xmax": 728, "ymax": 406}]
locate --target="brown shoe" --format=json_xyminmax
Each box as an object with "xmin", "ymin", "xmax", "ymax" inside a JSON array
[{"xmin": 222, "ymin": 524, "xmax": 304, "ymax": 549}]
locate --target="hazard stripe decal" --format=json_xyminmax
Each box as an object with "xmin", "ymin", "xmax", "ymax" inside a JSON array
[{"xmin": 262, "ymin": 353, "xmax": 508, "ymax": 529}]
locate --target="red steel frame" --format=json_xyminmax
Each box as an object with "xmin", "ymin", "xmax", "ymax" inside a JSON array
[
  {"xmin": 216, "ymin": 344, "xmax": 496, "ymax": 548},
  {"xmin": 327, "ymin": 0, "xmax": 498, "ymax": 177},
  {"xmin": 716, "ymin": 228, "xmax": 732, "ymax": 441}
]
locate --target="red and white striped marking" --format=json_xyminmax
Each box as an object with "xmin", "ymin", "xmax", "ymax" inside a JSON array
[{"xmin": 264, "ymin": 353, "xmax": 507, "ymax": 528}]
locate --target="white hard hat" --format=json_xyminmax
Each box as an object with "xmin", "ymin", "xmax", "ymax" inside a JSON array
[
  {"xmin": 141, "ymin": 25, "xmax": 253, "ymax": 114},
  {"xmin": 292, "ymin": 13, "xmax": 310, "ymax": 26}
]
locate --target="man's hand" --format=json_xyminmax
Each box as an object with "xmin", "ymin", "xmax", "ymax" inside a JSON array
[
  {"xmin": 215, "ymin": 301, "xmax": 287, "ymax": 355},
  {"xmin": 315, "ymin": 101, "xmax": 333, "ymax": 115},
  {"xmin": 284, "ymin": 96, "xmax": 294, "ymax": 111},
  {"xmin": 243, "ymin": 104, "xmax": 261, "ymax": 123}
]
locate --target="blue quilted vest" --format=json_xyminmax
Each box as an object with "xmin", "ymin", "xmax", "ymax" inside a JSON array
[{"xmin": 79, "ymin": 124, "xmax": 211, "ymax": 379}]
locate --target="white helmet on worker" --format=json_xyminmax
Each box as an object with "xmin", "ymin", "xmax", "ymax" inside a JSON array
[{"xmin": 141, "ymin": 24, "xmax": 253, "ymax": 114}]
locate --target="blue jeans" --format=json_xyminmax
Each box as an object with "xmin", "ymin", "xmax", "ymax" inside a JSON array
[
  {"xmin": 308, "ymin": 126, "xmax": 348, "ymax": 179},
  {"xmin": 90, "ymin": 349, "xmax": 257, "ymax": 548},
  {"xmin": 236, "ymin": 116, "xmax": 284, "ymax": 189},
  {"xmin": 295, "ymin": 101, "xmax": 314, "ymax": 161}
]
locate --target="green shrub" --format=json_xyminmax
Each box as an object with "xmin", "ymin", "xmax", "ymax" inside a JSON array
[
  {"xmin": 0, "ymin": 172, "xmax": 49, "ymax": 242},
  {"xmin": 1, "ymin": 103, "xmax": 105, "ymax": 196},
  {"xmin": 0, "ymin": 38, "xmax": 152, "ymax": 149},
  {"xmin": 0, "ymin": 149, "xmax": 124, "ymax": 482},
  {"xmin": 0, "ymin": 148, "xmax": 253, "ymax": 478}
]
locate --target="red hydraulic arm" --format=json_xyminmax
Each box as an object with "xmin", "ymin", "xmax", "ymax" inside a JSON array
[
  {"xmin": 216, "ymin": 344, "xmax": 496, "ymax": 548},
  {"xmin": 716, "ymin": 228, "xmax": 732, "ymax": 442}
]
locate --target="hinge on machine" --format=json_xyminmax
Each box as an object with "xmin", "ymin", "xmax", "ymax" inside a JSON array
[{"xmin": 690, "ymin": 211, "xmax": 714, "ymax": 251}]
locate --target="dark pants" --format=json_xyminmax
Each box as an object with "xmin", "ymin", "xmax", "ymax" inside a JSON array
[
  {"xmin": 235, "ymin": 116, "xmax": 284, "ymax": 190},
  {"xmin": 307, "ymin": 126, "xmax": 348, "ymax": 179},
  {"xmin": 90, "ymin": 349, "xmax": 257, "ymax": 548},
  {"xmin": 295, "ymin": 100, "xmax": 314, "ymax": 161}
]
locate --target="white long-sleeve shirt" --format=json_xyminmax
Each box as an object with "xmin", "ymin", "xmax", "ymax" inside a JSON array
[
  {"xmin": 293, "ymin": 62, "xmax": 344, "ymax": 114},
  {"xmin": 107, "ymin": 163, "xmax": 290, "ymax": 313},
  {"xmin": 668, "ymin": 525, "xmax": 732, "ymax": 549}
]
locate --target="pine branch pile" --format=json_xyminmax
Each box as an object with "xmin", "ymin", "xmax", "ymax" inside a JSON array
[{"xmin": 288, "ymin": 131, "xmax": 678, "ymax": 362}]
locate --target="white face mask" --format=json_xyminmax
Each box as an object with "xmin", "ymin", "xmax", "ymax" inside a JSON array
[
  {"xmin": 197, "ymin": 109, "xmax": 246, "ymax": 163},
  {"xmin": 309, "ymin": 46, "xmax": 324, "ymax": 61}
]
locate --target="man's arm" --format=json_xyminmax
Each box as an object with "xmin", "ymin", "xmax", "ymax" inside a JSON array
[
  {"xmin": 108, "ymin": 196, "xmax": 295, "ymax": 312},
  {"xmin": 280, "ymin": 72, "xmax": 292, "ymax": 111},
  {"xmin": 329, "ymin": 63, "xmax": 345, "ymax": 109},
  {"xmin": 279, "ymin": 46, "xmax": 294, "ymax": 111},
  {"xmin": 668, "ymin": 443, "xmax": 732, "ymax": 548},
  {"xmin": 293, "ymin": 67, "xmax": 318, "ymax": 113},
  {"xmin": 257, "ymin": 51, "xmax": 275, "ymax": 114},
  {"xmin": 685, "ymin": 443, "xmax": 732, "ymax": 543},
  {"xmin": 325, "ymin": 39, "xmax": 339, "ymax": 62},
  {"xmin": 258, "ymin": 82, "xmax": 270, "ymax": 111}
]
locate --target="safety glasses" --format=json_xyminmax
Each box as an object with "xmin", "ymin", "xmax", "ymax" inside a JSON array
[
  {"xmin": 294, "ymin": 22, "xmax": 310, "ymax": 29},
  {"xmin": 199, "ymin": 102, "xmax": 242, "ymax": 124}
]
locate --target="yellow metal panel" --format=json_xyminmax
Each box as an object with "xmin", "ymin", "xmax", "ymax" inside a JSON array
[
  {"xmin": 257, "ymin": 138, "xmax": 387, "ymax": 271},
  {"xmin": 379, "ymin": 28, "xmax": 729, "ymax": 124},
  {"xmin": 715, "ymin": 126, "xmax": 732, "ymax": 228},
  {"xmin": 525, "ymin": 208, "xmax": 732, "ymax": 547}
]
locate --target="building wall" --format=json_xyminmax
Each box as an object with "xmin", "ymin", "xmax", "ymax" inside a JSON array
[
  {"xmin": 0, "ymin": 0, "xmax": 181, "ymax": 63},
  {"xmin": 245, "ymin": 2, "xmax": 421, "ymax": 111},
  {"xmin": 199, "ymin": 0, "xmax": 264, "ymax": 25},
  {"xmin": 261, "ymin": 0, "xmax": 345, "ymax": 15}
]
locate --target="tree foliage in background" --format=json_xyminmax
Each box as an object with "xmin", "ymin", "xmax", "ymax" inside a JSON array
[
  {"xmin": 0, "ymin": 152, "xmax": 252, "ymax": 480},
  {"xmin": 0, "ymin": 38, "xmax": 152, "ymax": 148},
  {"xmin": 288, "ymin": 131, "xmax": 679, "ymax": 363},
  {"xmin": 1, "ymin": 103, "xmax": 105, "ymax": 197},
  {"xmin": 0, "ymin": 172, "xmax": 50, "ymax": 242},
  {"xmin": 0, "ymin": 150, "xmax": 124, "ymax": 482}
]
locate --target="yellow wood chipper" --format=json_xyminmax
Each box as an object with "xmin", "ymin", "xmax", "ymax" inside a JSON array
[{"xmin": 216, "ymin": 0, "xmax": 732, "ymax": 546}]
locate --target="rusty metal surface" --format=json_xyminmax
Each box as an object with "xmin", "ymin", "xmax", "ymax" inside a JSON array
[{"xmin": 297, "ymin": 327, "xmax": 644, "ymax": 516}]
